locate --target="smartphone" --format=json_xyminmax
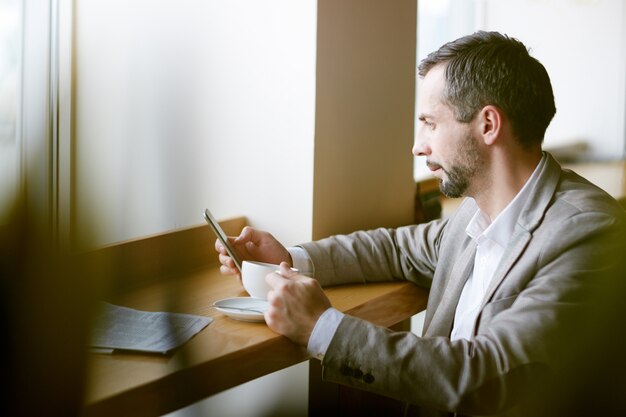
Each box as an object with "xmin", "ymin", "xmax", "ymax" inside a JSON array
[{"xmin": 203, "ymin": 208, "xmax": 242, "ymax": 272}]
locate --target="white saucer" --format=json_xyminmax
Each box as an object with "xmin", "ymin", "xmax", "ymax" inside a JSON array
[{"xmin": 213, "ymin": 297, "xmax": 268, "ymax": 322}]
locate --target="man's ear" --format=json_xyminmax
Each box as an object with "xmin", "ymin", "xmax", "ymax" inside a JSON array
[{"xmin": 478, "ymin": 105, "xmax": 503, "ymax": 146}]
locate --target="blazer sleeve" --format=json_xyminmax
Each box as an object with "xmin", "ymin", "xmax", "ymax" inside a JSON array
[
  {"xmin": 319, "ymin": 208, "xmax": 626, "ymax": 415},
  {"xmin": 298, "ymin": 217, "xmax": 450, "ymax": 289}
]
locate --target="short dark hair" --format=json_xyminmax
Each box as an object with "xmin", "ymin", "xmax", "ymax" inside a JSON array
[{"xmin": 418, "ymin": 31, "xmax": 556, "ymax": 148}]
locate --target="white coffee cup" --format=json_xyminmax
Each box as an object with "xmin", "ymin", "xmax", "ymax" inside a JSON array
[{"xmin": 241, "ymin": 260, "xmax": 280, "ymax": 299}]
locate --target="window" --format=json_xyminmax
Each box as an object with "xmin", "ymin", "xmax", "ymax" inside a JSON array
[{"xmin": 0, "ymin": 0, "xmax": 22, "ymax": 223}]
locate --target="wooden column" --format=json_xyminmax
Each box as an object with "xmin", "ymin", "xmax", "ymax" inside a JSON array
[{"xmin": 309, "ymin": 0, "xmax": 418, "ymax": 413}]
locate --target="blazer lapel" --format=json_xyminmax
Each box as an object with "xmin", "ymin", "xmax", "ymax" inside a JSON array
[
  {"xmin": 423, "ymin": 240, "xmax": 477, "ymax": 337},
  {"xmin": 478, "ymin": 152, "xmax": 563, "ymax": 320}
]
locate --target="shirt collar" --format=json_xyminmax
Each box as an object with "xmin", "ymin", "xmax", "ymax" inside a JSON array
[{"xmin": 466, "ymin": 153, "xmax": 547, "ymax": 247}]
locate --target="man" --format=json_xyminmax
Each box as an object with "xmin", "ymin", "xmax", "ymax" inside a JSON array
[{"xmin": 216, "ymin": 31, "xmax": 626, "ymax": 416}]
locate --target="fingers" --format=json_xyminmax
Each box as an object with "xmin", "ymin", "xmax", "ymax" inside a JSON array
[
  {"xmin": 217, "ymin": 252, "xmax": 240, "ymax": 279},
  {"xmin": 264, "ymin": 294, "xmax": 285, "ymax": 329},
  {"xmin": 229, "ymin": 227, "xmax": 262, "ymax": 260},
  {"xmin": 218, "ymin": 253, "xmax": 236, "ymax": 269},
  {"xmin": 278, "ymin": 261, "xmax": 299, "ymax": 278},
  {"xmin": 265, "ymin": 270, "xmax": 287, "ymax": 288},
  {"xmin": 234, "ymin": 226, "xmax": 260, "ymax": 245},
  {"xmin": 263, "ymin": 267, "xmax": 330, "ymax": 346},
  {"xmin": 214, "ymin": 236, "xmax": 236, "ymax": 254},
  {"xmin": 216, "ymin": 227, "xmax": 291, "ymax": 275},
  {"xmin": 214, "ymin": 237, "xmax": 224, "ymax": 253},
  {"xmin": 265, "ymin": 266, "xmax": 312, "ymax": 294},
  {"xmin": 266, "ymin": 263, "xmax": 301, "ymax": 284},
  {"xmin": 220, "ymin": 264, "xmax": 241, "ymax": 280},
  {"xmin": 216, "ymin": 237, "xmax": 242, "ymax": 278}
]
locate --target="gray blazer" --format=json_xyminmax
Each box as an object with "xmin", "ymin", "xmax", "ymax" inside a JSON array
[{"xmin": 300, "ymin": 153, "xmax": 626, "ymax": 416}]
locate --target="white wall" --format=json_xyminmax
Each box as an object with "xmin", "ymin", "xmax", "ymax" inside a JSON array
[
  {"xmin": 74, "ymin": 0, "xmax": 316, "ymax": 249},
  {"xmin": 165, "ymin": 363, "xmax": 310, "ymax": 417}
]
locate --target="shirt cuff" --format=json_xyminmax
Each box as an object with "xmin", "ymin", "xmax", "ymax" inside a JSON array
[
  {"xmin": 288, "ymin": 246, "xmax": 314, "ymax": 276},
  {"xmin": 307, "ymin": 307, "xmax": 345, "ymax": 360}
]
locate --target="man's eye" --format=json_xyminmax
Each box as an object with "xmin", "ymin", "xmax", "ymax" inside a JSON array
[{"xmin": 423, "ymin": 120, "xmax": 434, "ymax": 129}]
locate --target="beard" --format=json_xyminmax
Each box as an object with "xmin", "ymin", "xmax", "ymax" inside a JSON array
[
  {"xmin": 435, "ymin": 132, "xmax": 484, "ymax": 198},
  {"xmin": 439, "ymin": 166, "xmax": 472, "ymax": 198}
]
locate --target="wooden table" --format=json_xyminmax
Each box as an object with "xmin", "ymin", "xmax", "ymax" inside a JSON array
[{"xmin": 83, "ymin": 265, "xmax": 428, "ymax": 417}]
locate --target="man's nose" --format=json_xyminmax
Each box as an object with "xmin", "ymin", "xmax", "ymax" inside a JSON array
[{"xmin": 412, "ymin": 136, "xmax": 430, "ymax": 157}]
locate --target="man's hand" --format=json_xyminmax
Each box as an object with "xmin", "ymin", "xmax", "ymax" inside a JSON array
[
  {"xmin": 215, "ymin": 227, "xmax": 292, "ymax": 279},
  {"xmin": 264, "ymin": 262, "xmax": 331, "ymax": 346}
]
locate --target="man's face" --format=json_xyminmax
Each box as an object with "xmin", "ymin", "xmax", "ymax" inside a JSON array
[{"xmin": 413, "ymin": 65, "xmax": 484, "ymax": 198}]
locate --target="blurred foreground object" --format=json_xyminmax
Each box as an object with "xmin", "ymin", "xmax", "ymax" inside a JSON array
[{"xmin": 0, "ymin": 200, "xmax": 101, "ymax": 417}]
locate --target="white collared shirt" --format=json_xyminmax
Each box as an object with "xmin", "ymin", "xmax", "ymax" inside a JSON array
[{"xmin": 295, "ymin": 153, "xmax": 547, "ymax": 357}]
